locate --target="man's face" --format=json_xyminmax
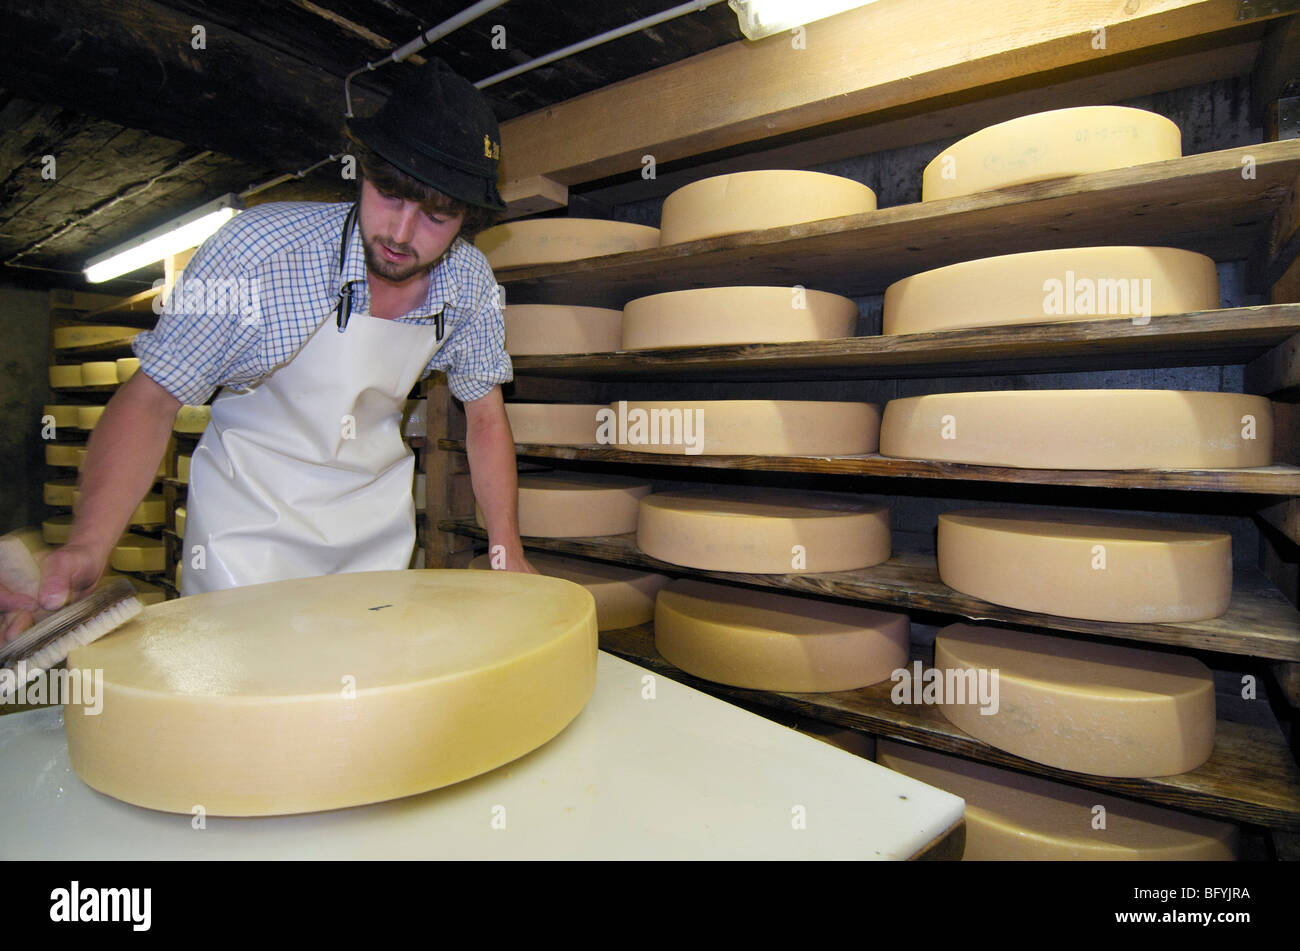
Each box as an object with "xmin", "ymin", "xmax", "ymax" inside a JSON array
[{"xmin": 358, "ymin": 177, "xmax": 465, "ymax": 285}]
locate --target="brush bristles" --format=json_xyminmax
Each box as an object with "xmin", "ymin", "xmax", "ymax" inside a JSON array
[{"xmin": 26, "ymin": 596, "xmax": 143, "ymax": 670}]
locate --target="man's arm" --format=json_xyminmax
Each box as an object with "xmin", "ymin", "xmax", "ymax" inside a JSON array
[{"xmin": 462, "ymin": 386, "xmax": 536, "ymax": 573}]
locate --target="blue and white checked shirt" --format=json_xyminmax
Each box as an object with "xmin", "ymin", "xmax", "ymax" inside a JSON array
[{"xmin": 133, "ymin": 201, "xmax": 512, "ymax": 405}]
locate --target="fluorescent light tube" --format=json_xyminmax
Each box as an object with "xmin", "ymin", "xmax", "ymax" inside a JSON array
[
  {"xmin": 728, "ymin": 0, "xmax": 874, "ymax": 40},
  {"xmin": 83, "ymin": 193, "xmax": 241, "ymax": 283}
]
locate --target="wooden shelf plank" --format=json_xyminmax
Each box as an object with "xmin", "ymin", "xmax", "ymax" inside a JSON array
[
  {"xmin": 598, "ymin": 623, "xmax": 1300, "ymax": 830},
  {"xmin": 83, "ymin": 286, "xmax": 161, "ymax": 320},
  {"xmin": 492, "ymin": 141, "xmax": 1300, "ymax": 306},
  {"xmin": 438, "ymin": 518, "xmax": 1300, "ymax": 662},
  {"xmin": 438, "ymin": 439, "xmax": 1300, "ymax": 496},
  {"xmin": 507, "ymin": 306, "xmax": 1300, "ymax": 382}
]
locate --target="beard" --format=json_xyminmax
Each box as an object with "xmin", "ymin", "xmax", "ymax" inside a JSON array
[{"xmin": 362, "ymin": 234, "xmax": 433, "ymax": 284}]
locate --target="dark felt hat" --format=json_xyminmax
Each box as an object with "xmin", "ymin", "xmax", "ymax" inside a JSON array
[{"xmin": 348, "ymin": 57, "xmax": 506, "ymax": 212}]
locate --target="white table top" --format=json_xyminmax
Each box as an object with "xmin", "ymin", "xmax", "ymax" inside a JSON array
[{"xmin": 0, "ymin": 651, "xmax": 964, "ymax": 860}]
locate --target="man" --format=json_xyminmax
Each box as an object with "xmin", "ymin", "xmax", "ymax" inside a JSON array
[{"xmin": 4, "ymin": 57, "xmax": 532, "ymax": 631}]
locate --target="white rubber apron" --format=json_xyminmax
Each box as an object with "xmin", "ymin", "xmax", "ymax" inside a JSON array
[{"xmin": 180, "ymin": 312, "xmax": 444, "ymax": 595}]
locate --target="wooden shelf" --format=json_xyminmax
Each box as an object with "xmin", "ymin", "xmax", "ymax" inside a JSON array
[
  {"xmin": 597, "ymin": 623, "xmax": 1300, "ymax": 830},
  {"xmin": 508, "ymin": 306, "xmax": 1300, "ymax": 382},
  {"xmin": 492, "ymin": 141, "xmax": 1300, "ymax": 306},
  {"xmin": 439, "ymin": 439, "xmax": 1300, "ymax": 496},
  {"xmin": 439, "ymin": 518, "xmax": 1300, "ymax": 662},
  {"xmin": 52, "ymin": 342, "xmax": 137, "ymax": 358},
  {"xmin": 82, "ymin": 286, "xmax": 162, "ymax": 320}
]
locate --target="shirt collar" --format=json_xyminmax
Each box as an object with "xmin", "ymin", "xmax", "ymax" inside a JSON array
[{"xmin": 335, "ymin": 204, "xmax": 458, "ymax": 320}]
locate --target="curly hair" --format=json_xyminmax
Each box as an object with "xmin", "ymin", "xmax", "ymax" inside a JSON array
[{"xmin": 344, "ymin": 128, "xmax": 502, "ymax": 241}]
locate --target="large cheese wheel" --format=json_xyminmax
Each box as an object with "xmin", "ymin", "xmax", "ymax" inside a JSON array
[
  {"xmin": 504, "ymin": 304, "xmax": 622, "ymax": 355},
  {"xmin": 53, "ymin": 323, "xmax": 140, "ymax": 349},
  {"xmin": 44, "ymin": 443, "xmax": 83, "ymax": 467},
  {"xmin": 476, "ymin": 218, "xmax": 660, "ymax": 269},
  {"xmin": 42, "ymin": 515, "xmax": 73, "ymax": 545},
  {"xmin": 655, "ymin": 579, "xmax": 909, "ymax": 692},
  {"xmin": 882, "ymin": 246, "xmax": 1219, "ymax": 334},
  {"xmin": 609, "ymin": 400, "xmax": 880, "ymax": 456},
  {"xmin": 478, "ymin": 472, "xmax": 651, "ymax": 537},
  {"xmin": 76, "ymin": 405, "xmax": 106, "ymax": 430},
  {"xmin": 43, "ymin": 405, "xmax": 82, "ymax": 429},
  {"xmin": 173, "ymin": 404, "xmax": 210, "ymax": 434},
  {"xmin": 877, "ymin": 740, "xmax": 1236, "ymax": 860},
  {"xmin": 621, "ymin": 286, "xmax": 858, "ymax": 350},
  {"xmin": 174, "ymin": 505, "xmax": 186, "ymax": 536},
  {"xmin": 126, "ymin": 493, "xmax": 165, "ymax": 526},
  {"xmin": 63, "ymin": 570, "xmax": 598, "ymax": 816},
  {"xmin": 505, "ymin": 403, "xmax": 606, "ymax": 445},
  {"xmin": 937, "ymin": 509, "xmax": 1232, "ymax": 622},
  {"xmin": 637, "ymin": 488, "xmax": 890, "ymax": 573},
  {"xmin": 81, "ymin": 361, "xmax": 119, "ymax": 386},
  {"xmin": 49, "ymin": 365, "xmax": 82, "ymax": 388},
  {"xmin": 659, "ymin": 170, "xmax": 876, "ymax": 245},
  {"xmin": 109, "ymin": 533, "xmax": 165, "ymax": 573},
  {"xmin": 471, "ymin": 551, "xmax": 669, "ymax": 630},
  {"xmin": 880, "ymin": 390, "xmax": 1272, "ymax": 469},
  {"xmin": 921, "ymin": 106, "xmax": 1181, "ymax": 202},
  {"xmin": 935, "ymin": 623, "xmax": 1215, "ymax": 776},
  {"xmin": 176, "ymin": 454, "xmax": 191, "ymax": 484},
  {"xmin": 43, "ymin": 479, "xmax": 77, "ymax": 507},
  {"xmin": 115, "ymin": 357, "xmax": 140, "ymax": 382}
]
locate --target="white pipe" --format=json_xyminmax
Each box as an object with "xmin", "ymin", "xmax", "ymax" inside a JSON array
[{"xmin": 475, "ymin": 0, "xmax": 727, "ymax": 89}]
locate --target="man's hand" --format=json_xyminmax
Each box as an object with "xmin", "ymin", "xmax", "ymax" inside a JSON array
[
  {"xmin": 485, "ymin": 541, "xmax": 538, "ymax": 574},
  {"xmin": 1, "ymin": 544, "xmax": 107, "ymax": 641}
]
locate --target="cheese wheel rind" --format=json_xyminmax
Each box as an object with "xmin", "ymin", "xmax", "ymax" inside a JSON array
[
  {"xmin": 610, "ymin": 400, "xmax": 880, "ymax": 456},
  {"xmin": 42, "ymin": 515, "xmax": 73, "ymax": 545},
  {"xmin": 53, "ymin": 324, "xmax": 140, "ymax": 349},
  {"xmin": 49, "ymin": 365, "xmax": 83, "ymax": 389},
  {"xmin": 934, "ymin": 623, "xmax": 1216, "ymax": 776},
  {"xmin": 877, "ymin": 740, "xmax": 1236, "ymax": 860},
  {"xmin": 659, "ymin": 170, "xmax": 876, "ymax": 245},
  {"xmin": 478, "ymin": 472, "xmax": 651, "ymax": 537},
  {"xmin": 44, "ymin": 405, "xmax": 82, "ymax": 429},
  {"xmin": 173, "ymin": 404, "xmax": 210, "ymax": 434},
  {"xmin": 505, "ymin": 403, "xmax": 607, "ymax": 446},
  {"xmin": 621, "ymin": 286, "xmax": 858, "ymax": 350},
  {"xmin": 637, "ymin": 488, "xmax": 890, "ymax": 573},
  {"xmin": 76, "ymin": 405, "xmax": 106, "ymax": 430},
  {"xmin": 921, "ymin": 106, "xmax": 1182, "ymax": 202},
  {"xmin": 109, "ymin": 533, "xmax": 165, "ymax": 573},
  {"xmin": 80, "ymin": 361, "xmax": 119, "ymax": 386},
  {"xmin": 882, "ymin": 246, "xmax": 1219, "ymax": 334},
  {"xmin": 937, "ymin": 509, "xmax": 1232, "ymax": 622},
  {"xmin": 880, "ymin": 390, "xmax": 1272, "ymax": 469},
  {"xmin": 654, "ymin": 579, "xmax": 909, "ymax": 692},
  {"xmin": 116, "ymin": 357, "xmax": 140, "ymax": 382},
  {"xmin": 503, "ymin": 304, "xmax": 622, "ymax": 355},
  {"xmin": 476, "ymin": 218, "xmax": 660, "ymax": 268},
  {"xmin": 45, "ymin": 443, "xmax": 83, "ymax": 467},
  {"xmin": 63, "ymin": 570, "xmax": 598, "ymax": 816}
]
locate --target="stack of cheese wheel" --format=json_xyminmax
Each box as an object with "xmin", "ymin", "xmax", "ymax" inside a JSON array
[
  {"xmin": 880, "ymin": 390, "xmax": 1272, "ymax": 469},
  {"xmin": 44, "ymin": 405, "xmax": 81, "ymax": 429},
  {"xmin": 658, "ymin": 170, "xmax": 876, "ymax": 245},
  {"xmin": 173, "ymin": 404, "xmax": 210, "ymax": 434},
  {"xmin": 49, "ymin": 365, "xmax": 82, "ymax": 388},
  {"xmin": 621, "ymin": 286, "xmax": 857, "ymax": 350},
  {"xmin": 476, "ymin": 218, "xmax": 659, "ymax": 268},
  {"xmin": 479, "ymin": 472, "xmax": 651, "ymax": 538},
  {"xmin": 505, "ymin": 403, "xmax": 606, "ymax": 446},
  {"xmin": 655, "ymin": 579, "xmax": 908, "ymax": 692},
  {"xmin": 877, "ymin": 740, "xmax": 1237, "ymax": 860},
  {"xmin": 610, "ymin": 400, "xmax": 880, "ymax": 455},
  {"xmin": 44, "ymin": 443, "xmax": 82, "ymax": 467},
  {"xmin": 43, "ymin": 479, "xmax": 77, "ymax": 507},
  {"xmin": 934, "ymin": 624, "xmax": 1216, "ymax": 776},
  {"xmin": 637, "ymin": 487, "xmax": 890, "ymax": 573},
  {"xmin": 53, "ymin": 323, "xmax": 140, "ymax": 349},
  {"xmin": 921, "ymin": 106, "xmax": 1182, "ymax": 202},
  {"xmin": 937, "ymin": 509, "xmax": 1233, "ymax": 622},
  {"xmin": 470, "ymin": 550, "xmax": 669, "ymax": 630},
  {"xmin": 110, "ymin": 533, "xmax": 165, "ymax": 573},
  {"xmin": 63, "ymin": 570, "xmax": 598, "ymax": 815},
  {"xmin": 116, "ymin": 357, "xmax": 140, "ymax": 382},
  {"xmin": 76, "ymin": 405, "xmax": 106, "ymax": 430},
  {"xmin": 882, "ymin": 246, "xmax": 1219, "ymax": 335},
  {"xmin": 504, "ymin": 304, "xmax": 622, "ymax": 355}
]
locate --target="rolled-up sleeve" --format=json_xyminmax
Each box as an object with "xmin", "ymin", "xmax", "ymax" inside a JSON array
[{"xmin": 428, "ymin": 266, "xmax": 513, "ymax": 403}]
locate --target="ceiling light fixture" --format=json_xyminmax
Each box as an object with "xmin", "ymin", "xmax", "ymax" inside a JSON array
[
  {"xmin": 83, "ymin": 193, "xmax": 241, "ymax": 283},
  {"xmin": 728, "ymin": 0, "xmax": 875, "ymax": 40}
]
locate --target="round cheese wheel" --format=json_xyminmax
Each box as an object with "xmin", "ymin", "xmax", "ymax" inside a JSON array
[
  {"xmin": 109, "ymin": 533, "xmax": 165, "ymax": 573},
  {"xmin": 880, "ymin": 390, "xmax": 1272, "ymax": 469},
  {"xmin": 76, "ymin": 405, "xmax": 106, "ymax": 430},
  {"xmin": 475, "ymin": 218, "xmax": 660, "ymax": 269},
  {"xmin": 478, "ymin": 472, "xmax": 651, "ymax": 537},
  {"xmin": 659, "ymin": 170, "xmax": 876, "ymax": 245},
  {"xmin": 505, "ymin": 403, "xmax": 606, "ymax": 445},
  {"xmin": 53, "ymin": 324, "xmax": 140, "ymax": 349},
  {"xmin": 76, "ymin": 448, "xmax": 88, "ymax": 470},
  {"xmin": 43, "ymin": 479, "xmax": 77, "ymax": 507},
  {"xmin": 43, "ymin": 405, "xmax": 82, "ymax": 429},
  {"xmin": 882, "ymin": 246, "xmax": 1219, "ymax": 334},
  {"xmin": 174, "ymin": 505, "xmax": 187, "ymax": 536},
  {"xmin": 654, "ymin": 578, "xmax": 909, "ymax": 692},
  {"xmin": 637, "ymin": 488, "xmax": 890, "ymax": 573},
  {"xmin": 621, "ymin": 286, "xmax": 858, "ymax": 350},
  {"xmin": 937, "ymin": 509, "xmax": 1232, "ymax": 622},
  {"xmin": 470, "ymin": 551, "xmax": 669, "ymax": 630},
  {"xmin": 125, "ymin": 576, "xmax": 166, "ymax": 606},
  {"xmin": 935, "ymin": 623, "xmax": 1216, "ymax": 776},
  {"xmin": 63, "ymin": 570, "xmax": 598, "ymax": 816},
  {"xmin": 81, "ymin": 361, "xmax": 119, "ymax": 386},
  {"xmin": 42, "ymin": 515, "xmax": 73, "ymax": 545},
  {"xmin": 44, "ymin": 443, "xmax": 83, "ymax": 467},
  {"xmin": 504, "ymin": 304, "xmax": 623, "ymax": 355},
  {"xmin": 176, "ymin": 454, "xmax": 191, "ymax": 484},
  {"xmin": 127, "ymin": 493, "xmax": 165, "ymax": 525},
  {"xmin": 876, "ymin": 740, "xmax": 1237, "ymax": 860},
  {"xmin": 921, "ymin": 106, "xmax": 1182, "ymax": 202},
  {"xmin": 173, "ymin": 404, "xmax": 210, "ymax": 434},
  {"xmin": 116, "ymin": 357, "xmax": 140, "ymax": 382},
  {"xmin": 610, "ymin": 400, "xmax": 880, "ymax": 456},
  {"xmin": 49, "ymin": 365, "xmax": 82, "ymax": 388}
]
